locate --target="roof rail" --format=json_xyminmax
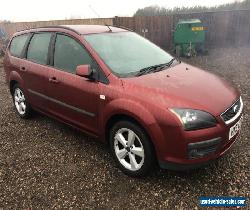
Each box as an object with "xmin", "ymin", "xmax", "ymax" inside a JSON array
[
  {"xmin": 114, "ymin": 25, "xmax": 133, "ymax": 32},
  {"xmin": 16, "ymin": 25, "xmax": 81, "ymax": 35}
]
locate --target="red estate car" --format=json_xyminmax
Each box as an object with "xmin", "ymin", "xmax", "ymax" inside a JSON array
[{"xmin": 4, "ymin": 25, "xmax": 243, "ymax": 177}]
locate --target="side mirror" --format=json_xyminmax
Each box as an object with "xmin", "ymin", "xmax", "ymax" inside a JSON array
[{"xmin": 76, "ymin": 65, "xmax": 92, "ymax": 78}]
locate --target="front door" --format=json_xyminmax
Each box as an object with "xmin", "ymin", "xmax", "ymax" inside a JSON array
[{"xmin": 45, "ymin": 34, "xmax": 100, "ymax": 135}]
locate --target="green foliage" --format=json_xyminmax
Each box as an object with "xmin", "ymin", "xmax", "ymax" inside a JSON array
[{"xmin": 134, "ymin": 0, "xmax": 250, "ymax": 16}]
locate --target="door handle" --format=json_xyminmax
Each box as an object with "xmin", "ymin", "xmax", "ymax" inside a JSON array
[
  {"xmin": 49, "ymin": 77, "xmax": 59, "ymax": 84},
  {"xmin": 20, "ymin": 66, "xmax": 27, "ymax": 72}
]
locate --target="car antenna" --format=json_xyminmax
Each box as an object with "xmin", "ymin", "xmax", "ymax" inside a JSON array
[
  {"xmin": 105, "ymin": 23, "xmax": 112, "ymax": 32},
  {"xmin": 89, "ymin": 5, "xmax": 112, "ymax": 32}
]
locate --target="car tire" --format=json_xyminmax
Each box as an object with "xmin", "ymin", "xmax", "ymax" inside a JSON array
[
  {"xmin": 12, "ymin": 84, "xmax": 32, "ymax": 119},
  {"xmin": 109, "ymin": 120, "xmax": 156, "ymax": 177}
]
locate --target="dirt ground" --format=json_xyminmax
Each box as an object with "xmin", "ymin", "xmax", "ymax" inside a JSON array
[{"xmin": 0, "ymin": 47, "xmax": 249, "ymax": 209}]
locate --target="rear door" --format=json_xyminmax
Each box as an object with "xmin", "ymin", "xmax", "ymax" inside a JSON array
[
  {"xmin": 21, "ymin": 32, "xmax": 52, "ymax": 110},
  {"xmin": 45, "ymin": 33, "xmax": 101, "ymax": 135},
  {"xmin": 5, "ymin": 33, "xmax": 30, "ymax": 87}
]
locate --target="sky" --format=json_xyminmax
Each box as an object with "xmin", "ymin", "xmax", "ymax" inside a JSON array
[{"xmin": 0, "ymin": 0, "xmax": 240, "ymax": 22}]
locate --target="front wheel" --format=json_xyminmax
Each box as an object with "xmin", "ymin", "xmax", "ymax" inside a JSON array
[{"xmin": 109, "ymin": 121, "xmax": 156, "ymax": 177}]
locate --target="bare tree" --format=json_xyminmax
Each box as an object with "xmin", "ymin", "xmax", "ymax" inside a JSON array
[{"xmin": 134, "ymin": 0, "xmax": 250, "ymax": 16}]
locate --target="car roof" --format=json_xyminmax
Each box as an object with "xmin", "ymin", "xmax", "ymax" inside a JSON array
[{"xmin": 15, "ymin": 25, "xmax": 129, "ymax": 36}]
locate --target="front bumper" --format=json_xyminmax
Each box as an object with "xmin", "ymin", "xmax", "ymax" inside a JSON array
[
  {"xmin": 156, "ymin": 112, "xmax": 243, "ymax": 171},
  {"xmin": 159, "ymin": 158, "xmax": 217, "ymax": 171},
  {"xmin": 159, "ymin": 133, "xmax": 239, "ymax": 170}
]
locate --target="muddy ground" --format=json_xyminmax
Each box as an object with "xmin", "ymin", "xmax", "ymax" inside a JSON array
[{"xmin": 0, "ymin": 47, "xmax": 249, "ymax": 209}]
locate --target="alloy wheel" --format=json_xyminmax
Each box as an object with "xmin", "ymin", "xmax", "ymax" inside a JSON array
[
  {"xmin": 114, "ymin": 128, "xmax": 145, "ymax": 171},
  {"xmin": 14, "ymin": 88, "xmax": 26, "ymax": 115}
]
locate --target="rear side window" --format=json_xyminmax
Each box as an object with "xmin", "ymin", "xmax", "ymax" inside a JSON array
[
  {"xmin": 9, "ymin": 34, "xmax": 29, "ymax": 57},
  {"xmin": 54, "ymin": 34, "xmax": 95, "ymax": 73},
  {"xmin": 27, "ymin": 33, "xmax": 51, "ymax": 65}
]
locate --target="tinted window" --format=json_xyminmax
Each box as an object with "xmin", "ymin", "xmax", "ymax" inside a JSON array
[
  {"xmin": 10, "ymin": 34, "xmax": 29, "ymax": 57},
  {"xmin": 27, "ymin": 33, "xmax": 51, "ymax": 65},
  {"xmin": 54, "ymin": 34, "xmax": 95, "ymax": 73}
]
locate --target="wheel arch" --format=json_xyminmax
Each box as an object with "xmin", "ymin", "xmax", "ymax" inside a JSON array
[
  {"xmin": 105, "ymin": 113, "xmax": 147, "ymax": 143},
  {"xmin": 9, "ymin": 71, "xmax": 25, "ymax": 93},
  {"xmin": 104, "ymin": 113, "xmax": 158, "ymax": 163},
  {"xmin": 8, "ymin": 71, "xmax": 27, "ymax": 97},
  {"xmin": 9, "ymin": 80, "xmax": 18, "ymax": 95},
  {"xmin": 102, "ymin": 97, "xmax": 166, "ymax": 155}
]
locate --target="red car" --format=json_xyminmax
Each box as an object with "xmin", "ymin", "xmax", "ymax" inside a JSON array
[{"xmin": 4, "ymin": 25, "xmax": 243, "ymax": 177}]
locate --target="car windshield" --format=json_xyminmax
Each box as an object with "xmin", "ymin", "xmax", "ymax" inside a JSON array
[{"xmin": 84, "ymin": 32, "xmax": 174, "ymax": 77}]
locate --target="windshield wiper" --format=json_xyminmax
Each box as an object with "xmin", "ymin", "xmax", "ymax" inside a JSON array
[
  {"xmin": 153, "ymin": 58, "xmax": 179, "ymax": 73},
  {"xmin": 136, "ymin": 64, "xmax": 163, "ymax": 76},
  {"xmin": 136, "ymin": 58, "xmax": 179, "ymax": 76}
]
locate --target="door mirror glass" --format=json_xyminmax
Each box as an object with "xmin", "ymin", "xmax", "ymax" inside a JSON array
[{"xmin": 76, "ymin": 65, "xmax": 92, "ymax": 78}]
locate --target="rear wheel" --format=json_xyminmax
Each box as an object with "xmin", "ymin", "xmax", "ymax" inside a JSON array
[
  {"xmin": 109, "ymin": 120, "xmax": 156, "ymax": 177},
  {"xmin": 12, "ymin": 84, "xmax": 32, "ymax": 118}
]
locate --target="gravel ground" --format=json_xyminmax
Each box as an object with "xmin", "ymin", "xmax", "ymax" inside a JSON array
[{"xmin": 0, "ymin": 47, "xmax": 249, "ymax": 209}]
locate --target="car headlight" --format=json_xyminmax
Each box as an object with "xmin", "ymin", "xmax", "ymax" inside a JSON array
[{"xmin": 170, "ymin": 108, "xmax": 217, "ymax": 131}]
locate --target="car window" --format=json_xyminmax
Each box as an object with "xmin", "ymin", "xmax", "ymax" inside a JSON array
[
  {"xmin": 84, "ymin": 32, "xmax": 173, "ymax": 77},
  {"xmin": 53, "ymin": 34, "xmax": 96, "ymax": 74},
  {"xmin": 27, "ymin": 33, "xmax": 51, "ymax": 65},
  {"xmin": 10, "ymin": 34, "xmax": 29, "ymax": 57}
]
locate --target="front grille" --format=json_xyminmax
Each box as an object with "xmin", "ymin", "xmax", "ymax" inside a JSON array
[{"xmin": 221, "ymin": 97, "xmax": 243, "ymax": 124}]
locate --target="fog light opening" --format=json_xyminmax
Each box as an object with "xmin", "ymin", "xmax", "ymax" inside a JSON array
[{"xmin": 188, "ymin": 137, "xmax": 222, "ymax": 159}]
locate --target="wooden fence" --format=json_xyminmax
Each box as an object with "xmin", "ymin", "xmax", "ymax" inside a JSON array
[
  {"xmin": 113, "ymin": 16, "xmax": 174, "ymax": 49},
  {"xmin": 114, "ymin": 10, "xmax": 250, "ymax": 48},
  {"xmin": 1, "ymin": 10, "xmax": 250, "ymax": 49}
]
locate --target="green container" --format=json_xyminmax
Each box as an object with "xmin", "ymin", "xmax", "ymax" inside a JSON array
[{"xmin": 173, "ymin": 19, "xmax": 206, "ymax": 57}]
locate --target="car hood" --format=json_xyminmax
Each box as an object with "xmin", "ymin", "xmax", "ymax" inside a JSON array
[{"xmin": 122, "ymin": 62, "xmax": 240, "ymax": 116}]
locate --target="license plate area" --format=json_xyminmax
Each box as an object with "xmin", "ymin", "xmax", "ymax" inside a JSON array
[{"xmin": 229, "ymin": 116, "xmax": 243, "ymax": 140}]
